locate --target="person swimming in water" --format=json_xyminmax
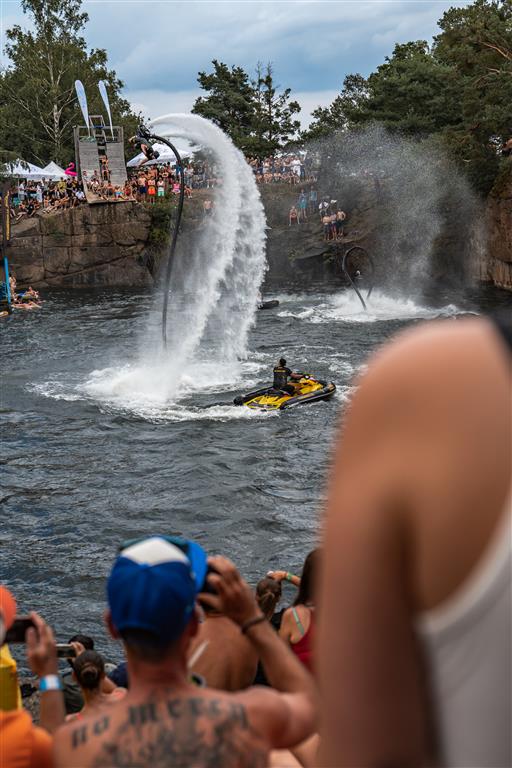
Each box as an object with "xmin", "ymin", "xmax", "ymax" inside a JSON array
[{"xmin": 272, "ymin": 358, "xmax": 301, "ymax": 395}]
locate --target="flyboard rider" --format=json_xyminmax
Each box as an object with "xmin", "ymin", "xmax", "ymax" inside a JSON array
[{"xmin": 129, "ymin": 128, "xmax": 160, "ymax": 167}]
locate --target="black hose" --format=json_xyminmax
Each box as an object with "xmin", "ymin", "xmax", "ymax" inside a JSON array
[
  {"xmin": 145, "ymin": 132, "xmax": 185, "ymax": 348},
  {"xmin": 341, "ymin": 246, "xmax": 375, "ymax": 310}
]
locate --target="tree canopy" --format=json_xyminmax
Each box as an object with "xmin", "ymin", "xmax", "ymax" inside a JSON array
[
  {"xmin": 304, "ymin": 0, "xmax": 511, "ymax": 195},
  {"xmin": 192, "ymin": 60, "xmax": 301, "ymax": 156},
  {"xmin": 0, "ymin": 0, "xmax": 139, "ymax": 166}
]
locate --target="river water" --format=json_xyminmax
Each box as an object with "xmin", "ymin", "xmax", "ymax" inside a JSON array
[{"xmin": 1, "ymin": 283, "xmax": 509, "ymax": 661}]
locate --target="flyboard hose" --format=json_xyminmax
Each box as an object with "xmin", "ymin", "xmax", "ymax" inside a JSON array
[
  {"xmin": 340, "ymin": 246, "xmax": 375, "ymax": 311},
  {"xmin": 135, "ymin": 125, "xmax": 185, "ymax": 347}
]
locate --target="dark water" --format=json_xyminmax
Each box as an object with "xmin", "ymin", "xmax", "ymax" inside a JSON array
[{"xmin": 1, "ymin": 283, "xmax": 510, "ymax": 663}]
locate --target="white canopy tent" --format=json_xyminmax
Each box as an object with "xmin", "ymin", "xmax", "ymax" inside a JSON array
[
  {"xmin": 127, "ymin": 143, "xmax": 193, "ymax": 168},
  {"xmin": 3, "ymin": 159, "xmax": 47, "ymax": 180},
  {"xmin": 41, "ymin": 161, "xmax": 67, "ymax": 179}
]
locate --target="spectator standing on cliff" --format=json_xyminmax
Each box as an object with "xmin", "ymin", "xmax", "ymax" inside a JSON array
[
  {"xmin": 336, "ymin": 210, "xmax": 346, "ymax": 240},
  {"xmin": 322, "ymin": 213, "xmax": 331, "ymax": 241},
  {"xmin": 298, "ymin": 191, "xmax": 308, "ymax": 222},
  {"xmin": 53, "ymin": 536, "xmax": 317, "ymax": 768},
  {"xmin": 309, "ymin": 187, "xmax": 318, "ymax": 214}
]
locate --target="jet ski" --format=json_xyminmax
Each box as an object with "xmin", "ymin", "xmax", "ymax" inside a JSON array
[
  {"xmin": 257, "ymin": 299, "xmax": 279, "ymax": 310},
  {"xmin": 234, "ymin": 375, "xmax": 336, "ymax": 411}
]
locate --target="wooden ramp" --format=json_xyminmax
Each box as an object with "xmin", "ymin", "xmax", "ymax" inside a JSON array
[{"xmin": 74, "ymin": 120, "xmax": 129, "ymax": 205}]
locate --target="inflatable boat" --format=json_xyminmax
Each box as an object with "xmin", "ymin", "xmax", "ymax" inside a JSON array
[
  {"xmin": 234, "ymin": 375, "xmax": 336, "ymax": 411},
  {"xmin": 257, "ymin": 299, "xmax": 279, "ymax": 310}
]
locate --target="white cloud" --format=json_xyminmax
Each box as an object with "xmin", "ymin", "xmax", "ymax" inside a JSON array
[{"xmin": 2, "ymin": 0, "xmax": 472, "ymax": 130}]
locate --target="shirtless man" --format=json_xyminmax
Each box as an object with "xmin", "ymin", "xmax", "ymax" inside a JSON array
[
  {"xmin": 54, "ymin": 536, "xmax": 317, "ymax": 768},
  {"xmin": 318, "ymin": 316, "xmax": 511, "ymax": 767},
  {"xmin": 188, "ymin": 603, "xmax": 258, "ymax": 691}
]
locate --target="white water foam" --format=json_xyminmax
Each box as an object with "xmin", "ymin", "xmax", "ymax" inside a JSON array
[
  {"xmin": 79, "ymin": 114, "xmax": 267, "ymax": 415},
  {"xmin": 278, "ymin": 289, "xmax": 461, "ymax": 324}
]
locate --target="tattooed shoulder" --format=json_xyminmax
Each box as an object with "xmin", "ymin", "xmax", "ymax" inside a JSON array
[{"xmin": 86, "ymin": 695, "xmax": 267, "ymax": 768}]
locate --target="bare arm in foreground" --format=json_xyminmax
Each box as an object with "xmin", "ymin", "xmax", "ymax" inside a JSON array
[
  {"xmin": 318, "ymin": 318, "xmax": 511, "ymax": 767},
  {"xmin": 201, "ymin": 556, "xmax": 318, "ymax": 749}
]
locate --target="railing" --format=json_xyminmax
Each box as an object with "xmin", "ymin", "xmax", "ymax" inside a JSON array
[{"xmin": 75, "ymin": 125, "xmax": 123, "ymax": 143}]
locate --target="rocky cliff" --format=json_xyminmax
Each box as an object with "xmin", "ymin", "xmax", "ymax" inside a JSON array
[
  {"xmin": 478, "ymin": 164, "xmax": 512, "ymax": 291},
  {"xmin": 7, "ymin": 202, "xmax": 152, "ymax": 287},
  {"xmin": 6, "ymin": 169, "xmax": 512, "ymax": 291}
]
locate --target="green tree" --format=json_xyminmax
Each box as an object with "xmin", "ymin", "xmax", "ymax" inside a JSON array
[
  {"xmin": 433, "ymin": 0, "xmax": 512, "ymax": 193},
  {"xmin": 0, "ymin": 0, "xmax": 139, "ymax": 166},
  {"xmin": 251, "ymin": 62, "xmax": 301, "ymax": 157},
  {"xmin": 303, "ymin": 1, "xmax": 512, "ymax": 195},
  {"xmin": 192, "ymin": 60, "xmax": 257, "ymax": 153},
  {"xmin": 303, "ymin": 74, "xmax": 369, "ymax": 140}
]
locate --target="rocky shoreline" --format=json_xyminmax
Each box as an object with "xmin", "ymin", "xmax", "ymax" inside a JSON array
[{"xmin": 4, "ymin": 168, "xmax": 512, "ymax": 291}]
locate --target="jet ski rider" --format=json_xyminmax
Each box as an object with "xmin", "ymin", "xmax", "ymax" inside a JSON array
[{"xmin": 273, "ymin": 358, "xmax": 301, "ymax": 396}]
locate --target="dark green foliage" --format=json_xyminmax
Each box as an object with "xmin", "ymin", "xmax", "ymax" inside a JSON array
[
  {"xmin": 0, "ymin": 0, "xmax": 140, "ymax": 166},
  {"xmin": 192, "ymin": 60, "xmax": 300, "ymax": 157},
  {"xmin": 251, "ymin": 63, "xmax": 301, "ymax": 156},
  {"xmin": 303, "ymin": 0, "xmax": 512, "ymax": 196}
]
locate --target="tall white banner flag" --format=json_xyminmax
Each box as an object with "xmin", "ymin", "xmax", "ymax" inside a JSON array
[
  {"xmin": 74, "ymin": 80, "xmax": 90, "ymax": 134},
  {"xmin": 98, "ymin": 81, "xmax": 114, "ymax": 139}
]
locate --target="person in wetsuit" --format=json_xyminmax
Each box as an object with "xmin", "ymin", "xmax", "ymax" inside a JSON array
[
  {"xmin": 129, "ymin": 135, "xmax": 160, "ymax": 167},
  {"xmin": 273, "ymin": 358, "xmax": 300, "ymax": 396}
]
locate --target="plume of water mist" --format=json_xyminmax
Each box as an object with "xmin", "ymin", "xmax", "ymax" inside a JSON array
[
  {"xmin": 310, "ymin": 124, "xmax": 482, "ymax": 298},
  {"xmin": 116, "ymin": 113, "xmax": 267, "ymax": 401}
]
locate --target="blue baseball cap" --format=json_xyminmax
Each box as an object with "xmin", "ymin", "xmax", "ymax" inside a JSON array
[{"xmin": 107, "ymin": 536, "xmax": 208, "ymax": 644}]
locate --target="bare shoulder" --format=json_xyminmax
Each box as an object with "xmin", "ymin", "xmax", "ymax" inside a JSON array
[
  {"xmin": 235, "ymin": 685, "xmax": 293, "ymax": 740},
  {"xmin": 341, "ymin": 317, "xmax": 509, "ymax": 454}
]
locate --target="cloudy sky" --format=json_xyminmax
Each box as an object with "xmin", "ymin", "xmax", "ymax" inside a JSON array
[{"xmin": 1, "ymin": 0, "xmax": 470, "ymax": 127}]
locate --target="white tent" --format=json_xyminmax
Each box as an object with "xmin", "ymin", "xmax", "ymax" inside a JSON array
[
  {"xmin": 3, "ymin": 159, "xmax": 47, "ymax": 180},
  {"xmin": 127, "ymin": 143, "xmax": 192, "ymax": 168},
  {"xmin": 41, "ymin": 161, "xmax": 67, "ymax": 179}
]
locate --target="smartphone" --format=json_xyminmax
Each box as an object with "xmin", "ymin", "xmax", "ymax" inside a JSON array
[
  {"xmin": 4, "ymin": 616, "xmax": 36, "ymax": 643},
  {"xmin": 56, "ymin": 644, "xmax": 77, "ymax": 659}
]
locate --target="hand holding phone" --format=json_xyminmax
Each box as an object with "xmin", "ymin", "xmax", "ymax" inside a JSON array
[
  {"xmin": 25, "ymin": 612, "xmax": 59, "ymax": 678},
  {"xmin": 56, "ymin": 644, "xmax": 77, "ymax": 659},
  {"xmin": 4, "ymin": 616, "xmax": 36, "ymax": 643}
]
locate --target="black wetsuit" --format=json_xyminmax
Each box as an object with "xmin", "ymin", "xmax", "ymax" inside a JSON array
[{"xmin": 273, "ymin": 365, "xmax": 295, "ymax": 395}]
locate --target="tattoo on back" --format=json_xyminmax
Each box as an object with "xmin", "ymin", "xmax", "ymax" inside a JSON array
[{"xmin": 80, "ymin": 696, "xmax": 267, "ymax": 768}]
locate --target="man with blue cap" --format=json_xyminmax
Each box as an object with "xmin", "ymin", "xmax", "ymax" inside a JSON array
[{"xmin": 54, "ymin": 535, "xmax": 317, "ymax": 767}]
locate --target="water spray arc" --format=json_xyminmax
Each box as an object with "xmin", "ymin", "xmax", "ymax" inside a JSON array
[{"xmin": 135, "ymin": 125, "xmax": 185, "ymax": 348}]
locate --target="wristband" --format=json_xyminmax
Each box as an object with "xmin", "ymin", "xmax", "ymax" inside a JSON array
[
  {"xmin": 286, "ymin": 572, "xmax": 294, "ymax": 582},
  {"xmin": 39, "ymin": 675, "xmax": 62, "ymax": 693},
  {"xmin": 241, "ymin": 614, "xmax": 266, "ymax": 635}
]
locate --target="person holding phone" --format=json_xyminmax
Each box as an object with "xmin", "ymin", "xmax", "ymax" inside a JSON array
[
  {"xmin": 1, "ymin": 586, "xmax": 65, "ymax": 766},
  {"xmin": 53, "ymin": 536, "xmax": 317, "ymax": 768}
]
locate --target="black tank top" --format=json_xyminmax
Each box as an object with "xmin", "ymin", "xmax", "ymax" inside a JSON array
[{"xmin": 273, "ymin": 366, "xmax": 291, "ymax": 390}]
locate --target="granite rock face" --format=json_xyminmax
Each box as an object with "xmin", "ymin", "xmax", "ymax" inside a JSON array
[
  {"xmin": 480, "ymin": 165, "xmax": 512, "ymax": 290},
  {"xmin": 7, "ymin": 202, "xmax": 152, "ymax": 288}
]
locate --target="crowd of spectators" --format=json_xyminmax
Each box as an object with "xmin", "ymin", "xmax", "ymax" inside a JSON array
[
  {"xmin": 9, "ymin": 178, "xmax": 87, "ymax": 220},
  {"xmin": 1, "ymin": 543, "xmax": 318, "ymax": 767},
  {"xmin": 287, "ymin": 189, "xmax": 347, "ymax": 240},
  {"xmin": 248, "ymin": 154, "xmax": 316, "ymax": 185}
]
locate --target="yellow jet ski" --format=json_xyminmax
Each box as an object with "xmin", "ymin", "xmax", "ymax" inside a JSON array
[{"xmin": 234, "ymin": 375, "xmax": 336, "ymax": 411}]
